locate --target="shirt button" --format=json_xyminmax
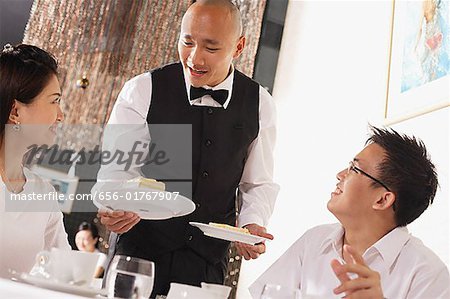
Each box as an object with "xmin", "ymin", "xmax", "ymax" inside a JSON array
[
  {"xmin": 205, "ymin": 139, "xmax": 212, "ymax": 147},
  {"xmin": 188, "ymin": 235, "xmax": 193, "ymax": 241},
  {"xmin": 196, "ymin": 203, "xmax": 201, "ymax": 208},
  {"xmin": 202, "ymin": 171, "xmax": 209, "ymax": 178},
  {"xmin": 207, "ymin": 108, "xmax": 213, "ymax": 114}
]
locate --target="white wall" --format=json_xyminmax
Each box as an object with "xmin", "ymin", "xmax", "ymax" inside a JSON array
[{"xmin": 237, "ymin": 1, "xmax": 449, "ymax": 298}]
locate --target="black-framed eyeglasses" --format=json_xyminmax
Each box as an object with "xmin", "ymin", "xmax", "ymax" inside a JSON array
[{"xmin": 347, "ymin": 161, "xmax": 391, "ymax": 192}]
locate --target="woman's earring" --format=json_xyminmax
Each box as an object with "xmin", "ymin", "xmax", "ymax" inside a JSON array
[{"xmin": 13, "ymin": 121, "xmax": 21, "ymax": 132}]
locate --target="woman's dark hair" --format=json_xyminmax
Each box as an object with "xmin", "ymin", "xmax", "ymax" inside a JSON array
[
  {"xmin": 367, "ymin": 125, "xmax": 438, "ymax": 227},
  {"xmin": 78, "ymin": 221, "xmax": 100, "ymax": 248},
  {"xmin": 0, "ymin": 44, "xmax": 58, "ymax": 136}
]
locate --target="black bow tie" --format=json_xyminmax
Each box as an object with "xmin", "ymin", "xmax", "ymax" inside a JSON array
[{"xmin": 190, "ymin": 86, "xmax": 229, "ymax": 106}]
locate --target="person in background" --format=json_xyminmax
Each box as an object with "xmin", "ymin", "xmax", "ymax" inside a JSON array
[
  {"xmin": 75, "ymin": 221, "xmax": 107, "ymax": 278},
  {"xmin": 250, "ymin": 126, "xmax": 449, "ymax": 299},
  {"xmin": 0, "ymin": 43, "xmax": 69, "ymax": 278}
]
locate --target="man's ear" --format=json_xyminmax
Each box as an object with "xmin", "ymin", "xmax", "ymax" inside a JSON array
[
  {"xmin": 373, "ymin": 191, "xmax": 396, "ymax": 211},
  {"xmin": 233, "ymin": 36, "xmax": 246, "ymax": 59}
]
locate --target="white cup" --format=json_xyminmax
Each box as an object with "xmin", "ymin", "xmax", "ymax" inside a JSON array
[
  {"xmin": 201, "ymin": 282, "xmax": 231, "ymax": 299},
  {"xmin": 34, "ymin": 248, "xmax": 100, "ymax": 285},
  {"xmin": 167, "ymin": 282, "xmax": 223, "ymax": 299}
]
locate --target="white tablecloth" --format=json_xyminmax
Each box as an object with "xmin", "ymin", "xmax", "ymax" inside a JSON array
[{"xmin": 0, "ymin": 278, "xmax": 103, "ymax": 299}]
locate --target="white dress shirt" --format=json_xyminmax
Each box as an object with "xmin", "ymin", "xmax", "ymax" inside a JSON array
[
  {"xmin": 93, "ymin": 66, "xmax": 279, "ymax": 228},
  {"xmin": 0, "ymin": 168, "xmax": 70, "ymax": 278},
  {"xmin": 249, "ymin": 223, "xmax": 450, "ymax": 299}
]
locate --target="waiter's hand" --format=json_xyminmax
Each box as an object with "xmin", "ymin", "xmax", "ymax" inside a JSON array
[
  {"xmin": 97, "ymin": 209, "xmax": 140, "ymax": 234},
  {"xmin": 235, "ymin": 223, "xmax": 274, "ymax": 260},
  {"xmin": 330, "ymin": 245, "xmax": 384, "ymax": 299}
]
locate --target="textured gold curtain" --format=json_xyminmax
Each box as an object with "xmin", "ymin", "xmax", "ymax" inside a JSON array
[{"xmin": 23, "ymin": 0, "xmax": 266, "ymax": 125}]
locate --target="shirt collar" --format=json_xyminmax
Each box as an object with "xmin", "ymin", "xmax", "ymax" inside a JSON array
[
  {"xmin": 318, "ymin": 224, "xmax": 411, "ymax": 270},
  {"xmin": 369, "ymin": 226, "xmax": 411, "ymax": 269},
  {"xmin": 183, "ymin": 64, "xmax": 234, "ymax": 109},
  {"xmin": 319, "ymin": 224, "xmax": 345, "ymax": 256}
]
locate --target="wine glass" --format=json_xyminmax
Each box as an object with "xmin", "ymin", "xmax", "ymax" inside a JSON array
[
  {"xmin": 106, "ymin": 255, "xmax": 155, "ymax": 299},
  {"xmin": 260, "ymin": 284, "xmax": 301, "ymax": 299}
]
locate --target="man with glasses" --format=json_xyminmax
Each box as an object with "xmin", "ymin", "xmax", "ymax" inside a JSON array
[{"xmin": 250, "ymin": 126, "xmax": 449, "ymax": 298}]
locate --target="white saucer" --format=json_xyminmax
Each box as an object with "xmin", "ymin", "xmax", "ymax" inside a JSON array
[
  {"xmin": 189, "ymin": 222, "xmax": 271, "ymax": 245},
  {"xmin": 93, "ymin": 187, "xmax": 195, "ymax": 220},
  {"xmin": 20, "ymin": 273, "xmax": 107, "ymax": 297}
]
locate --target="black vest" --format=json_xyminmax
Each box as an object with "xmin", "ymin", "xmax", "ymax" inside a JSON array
[{"xmin": 119, "ymin": 62, "xmax": 259, "ymax": 264}]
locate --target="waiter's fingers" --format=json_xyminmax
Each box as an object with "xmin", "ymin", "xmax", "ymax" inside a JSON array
[
  {"xmin": 248, "ymin": 249, "xmax": 260, "ymax": 259},
  {"xmin": 255, "ymin": 231, "xmax": 274, "ymax": 240},
  {"xmin": 100, "ymin": 214, "xmax": 124, "ymax": 227},
  {"xmin": 236, "ymin": 242, "xmax": 251, "ymax": 260},
  {"xmin": 243, "ymin": 242, "xmax": 266, "ymax": 254},
  {"xmin": 235, "ymin": 242, "xmax": 246, "ymax": 257},
  {"xmin": 242, "ymin": 247, "xmax": 255, "ymax": 260},
  {"xmin": 244, "ymin": 224, "xmax": 274, "ymax": 241},
  {"xmin": 253, "ymin": 243, "xmax": 266, "ymax": 254},
  {"xmin": 115, "ymin": 216, "xmax": 141, "ymax": 234},
  {"xmin": 236, "ymin": 242, "xmax": 263, "ymax": 260},
  {"xmin": 98, "ymin": 209, "xmax": 122, "ymax": 217},
  {"xmin": 99, "ymin": 211, "xmax": 136, "ymax": 225},
  {"xmin": 107, "ymin": 214, "xmax": 140, "ymax": 233}
]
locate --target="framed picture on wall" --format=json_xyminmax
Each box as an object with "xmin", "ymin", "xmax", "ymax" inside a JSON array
[
  {"xmin": 385, "ymin": 0, "xmax": 449, "ymax": 125},
  {"xmin": 30, "ymin": 165, "xmax": 79, "ymax": 214}
]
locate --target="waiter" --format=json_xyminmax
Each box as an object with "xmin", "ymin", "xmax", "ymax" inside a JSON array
[{"xmin": 96, "ymin": 0, "xmax": 279, "ymax": 296}]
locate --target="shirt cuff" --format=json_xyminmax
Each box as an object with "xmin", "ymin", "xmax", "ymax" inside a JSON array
[{"xmin": 237, "ymin": 214, "xmax": 266, "ymax": 228}]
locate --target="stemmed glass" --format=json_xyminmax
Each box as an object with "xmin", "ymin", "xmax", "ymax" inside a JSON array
[{"xmin": 106, "ymin": 255, "xmax": 155, "ymax": 299}]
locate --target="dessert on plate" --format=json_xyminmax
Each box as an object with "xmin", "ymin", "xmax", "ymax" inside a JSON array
[
  {"xmin": 138, "ymin": 177, "xmax": 166, "ymax": 191},
  {"xmin": 208, "ymin": 222, "xmax": 250, "ymax": 234}
]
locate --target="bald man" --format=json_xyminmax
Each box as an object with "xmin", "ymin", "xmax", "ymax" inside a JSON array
[{"xmin": 95, "ymin": 0, "xmax": 279, "ymax": 296}]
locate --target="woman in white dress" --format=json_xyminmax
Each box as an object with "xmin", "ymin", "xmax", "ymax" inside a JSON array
[{"xmin": 0, "ymin": 44, "xmax": 70, "ymax": 278}]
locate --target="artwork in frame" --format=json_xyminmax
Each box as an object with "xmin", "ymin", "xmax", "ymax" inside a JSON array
[
  {"xmin": 385, "ymin": 0, "xmax": 449, "ymax": 125},
  {"xmin": 31, "ymin": 165, "xmax": 79, "ymax": 214}
]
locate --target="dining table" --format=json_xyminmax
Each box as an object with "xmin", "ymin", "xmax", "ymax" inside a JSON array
[{"xmin": 0, "ymin": 278, "xmax": 105, "ymax": 299}]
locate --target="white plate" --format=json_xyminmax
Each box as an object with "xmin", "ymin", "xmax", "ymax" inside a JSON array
[
  {"xmin": 93, "ymin": 187, "xmax": 195, "ymax": 220},
  {"xmin": 20, "ymin": 273, "xmax": 107, "ymax": 297},
  {"xmin": 189, "ymin": 222, "xmax": 271, "ymax": 245}
]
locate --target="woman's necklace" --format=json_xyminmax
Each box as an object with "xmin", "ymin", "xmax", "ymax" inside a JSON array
[{"xmin": 0, "ymin": 164, "xmax": 22, "ymax": 194}]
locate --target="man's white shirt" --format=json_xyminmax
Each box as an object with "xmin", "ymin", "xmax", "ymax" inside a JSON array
[{"xmin": 249, "ymin": 223, "xmax": 450, "ymax": 299}]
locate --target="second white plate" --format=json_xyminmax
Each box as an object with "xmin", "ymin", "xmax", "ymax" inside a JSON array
[{"xmin": 189, "ymin": 222, "xmax": 271, "ymax": 245}]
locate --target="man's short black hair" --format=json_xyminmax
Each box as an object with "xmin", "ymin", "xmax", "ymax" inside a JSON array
[{"xmin": 367, "ymin": 125, "xmax": 438, "ymax": 227}]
